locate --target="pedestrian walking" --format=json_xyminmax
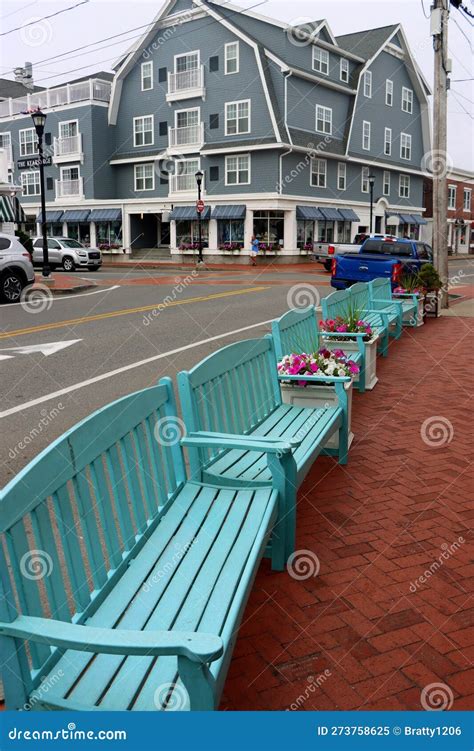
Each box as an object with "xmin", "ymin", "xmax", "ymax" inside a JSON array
[{"xmin": 249, "ymin": 235, "xmax": 259, "ymax": 266}]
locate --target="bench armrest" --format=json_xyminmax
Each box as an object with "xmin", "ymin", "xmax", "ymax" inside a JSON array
[
  {"xmin": 370, "ymin": 298, "xmax": 403, "ymax": 311},
  {"xmin": 0, "ymin": 616, "xmax": 223, "ymax": 663},
  {"xmin": 182, "ymin": 430, "xmax": 300, "ymax": 453}
]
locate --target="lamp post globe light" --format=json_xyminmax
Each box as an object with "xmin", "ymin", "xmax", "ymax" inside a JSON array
[
  {"xmin": 31, "ymin": 108, "xmax": 50, "ymax": 278},
  {"xmin": 368, "ymin": 173, "xmax": 376, "ymax": 236},
  {"xmin": 195, "ymin": 169, "xmax": 204, "ymax": 264}
]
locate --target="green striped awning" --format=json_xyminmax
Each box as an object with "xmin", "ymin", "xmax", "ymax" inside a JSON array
[{"xmin": 0, "ymin": 195, "xmax": 15, "ymax": 222}]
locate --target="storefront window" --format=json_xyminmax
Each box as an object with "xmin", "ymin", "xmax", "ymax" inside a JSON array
[
  {"xmin": 218, "ymin": 219, "xmax": 244, "ymax": 249},
  {"xmin": 317, "ymin": 221, "xmax": 334, "ymax": 243},
  {"xmin": 47, "ymin": 222, "xmax": 63, "ymax": 237},
  {"xmin": 253, "ymin": 211, "xmax": 284, "ymax": 250},
  {"xmin": 297, "ymin": 220, "xmax": 315, "ymax": 249},
  {"xmin": 176, "ymin": 220, "xmax": 209, "ymax": 249},
  {"xmin": 337, "ymin": 221, "xmax": 351, "ymax": 243},
  {"xmin": 67, "ymin": 223, "xmax": 90, "ymax": 245},
  {"xmin": 96, "ymin": 220, "xmax": 123, "ymax": 246}
]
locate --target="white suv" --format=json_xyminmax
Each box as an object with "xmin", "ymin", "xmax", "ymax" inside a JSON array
[
  {"xmin": 32, "ymin": 237, "xmax": 102, "ymax": 271},
  {"xmin": 0, "ymin": 233, "xmax": 35, "ymax": 303}
]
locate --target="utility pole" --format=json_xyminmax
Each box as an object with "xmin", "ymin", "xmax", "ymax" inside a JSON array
[{"xmin": 431, "ymin": 0, "xmax": 450, "ymax": 307}]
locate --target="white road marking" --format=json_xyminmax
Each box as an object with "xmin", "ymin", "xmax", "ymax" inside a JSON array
[
  {"xmin": 0, "ymin": 355, "xmax": 14, "ymax": 361},
  {"xmin": 0, "ymin": 340, "xmax": 82, "ymax": 357},
  {"xmin": 0, "ymin": 319, "xmax": 273, "ymax": 418},
  {"xmin": 5, "ymin": 285, "xmax": 120, "ymax": 308}
]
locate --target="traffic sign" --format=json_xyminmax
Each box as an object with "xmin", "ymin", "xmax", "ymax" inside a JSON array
[{"xmin": 196, "ymin": 199, "xmax": 205, "ymax": 213}]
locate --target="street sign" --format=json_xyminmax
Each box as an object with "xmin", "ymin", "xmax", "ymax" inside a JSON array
[
  {"xmin": 17, "ymin": 155, "xmax": 52, "ymax": 169},
  {"xmin": 196, "ymin": 199, "xmax": 205, "ymax": 214}
]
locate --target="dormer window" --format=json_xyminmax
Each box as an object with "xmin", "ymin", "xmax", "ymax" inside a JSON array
[
  {"xmin": 363, "ymin": 71, "xmax": 372, "ymax": 98},
  {"xmin": 340, "ymin": 58, "xmax": 349, "ymax": 83},
  {"xmin": 313, "ymin": 47, "xmax": 329, "ymax": 75}
]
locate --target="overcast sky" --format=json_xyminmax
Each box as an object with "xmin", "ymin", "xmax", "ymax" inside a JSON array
[{"xmin": 1, "ymin": 0, "xmax": 473, "ymax": 169}]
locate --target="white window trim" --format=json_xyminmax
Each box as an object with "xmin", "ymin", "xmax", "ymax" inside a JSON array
[
  {"xmin": 400, "ymin": 132, "xmax": 412, "ymax": 160},
  {"xmin": 362, "ymin": 120, "xmax": 371, "ymax": 151},
  {"xmin": 174, "ymin": 106, "xmax": 200, "ymax": 127},
  {"xmin": 59, "ymin": 165, "xmax": 80, "ymax": 180},
  {"xmin": 340, "ymin": 58, "xmax": 349, "ymax": 83},
  {"xmin": 401, "ymin": 86, "xmax": 413, "ymax": 113},
  {"xmin": 133, "ymin": 115, "xmax": 154, "ymax": 147},
  {"xmin": 174, "ymin": 49, "xmax": 200, "ymax": 72},
  {"xmin": 225, "ymin": 99, "xmax": 251, "ymax": 136},
  {"xmin": 315, "ymin": 104, "xmax": 332, "ymax": 135},
  {"xmin": 337, "ymin": 162, "xmax": 346, "ymax": 191},
  {"xmin": 19, "ymin": 127, "xmax": 38, "ymax": 157},
  {"xmin": 361, "ymin": 167, "xmax": 369, "ymax": 193},
  {"xmin": 363, "ymin": 70, "xmax": 372, "ymax": 98},
  {"xmin": 384, "ymin": 127, "xmax": 392, "ymax": 156},
  {"xmin": 383, "ymin": 170, "xmax": 390, "ymax": 196},
  {"xmin": 0, "ymin": 131, "xmax": 11, "ymax": 145},
  {"xmin": 58, "ymin": 118, "xmax": 79, "ymax": 137},
  {"xmin": 399, "ymin": 174, "xmax": 411, "ymax": 198},
  {"xmin": 448, "ymin": 184, "xmax": 457, "ymax": 209},
  {"xmin": 21, "ymin": 170, "xmax": 40, "ymax": 195},
  {"xmin": 134, "ymin": 163, "xmax": 155, "ymax": 192},
  {"xmin": 141, "ymin": 61, "xmax": 153, "ymax": 91},
  {"xmin": 310, "ymin": 157, "xmax": 327, "ymax": 188},
  {"xmin": 224, "ymin": 42, "xmax": 239, "ymax": 75},
  {"xmin": 463, "ymin": 188, "xmax": 472, "ymax": 212},
  {"xmin": 225, "ymin": 153, "xmax": 251, "ymax": 186},
  {"xmin": 385, "ymin": 79, "xmax": 393, "ymax": 106},
  {"xmin": 312, "ymin": 47, "xmax": 329, "ymax": 75}
]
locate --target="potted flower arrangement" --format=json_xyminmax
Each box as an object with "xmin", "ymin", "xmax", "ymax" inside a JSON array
[
  {"xmin": 259, "ymin": 242, "xmax": 278, "ymax": 254},
  {"xmin": 219, "ymin": 242, "xmax": 243, "ymax": 252},
  {"xmin": 319, "ymin": 314, "xmax": 379, "ymax": 391},
  {"xmin": 393, "ymin": 273, "xmax": 426, "ymax": 327},
  {"xmin": 98, "ymin": 242, "xmax": 123, "ymax": 254},
  {"xmin": 277, "ymin": 349, "xmax": 359, "ymax": 450}
]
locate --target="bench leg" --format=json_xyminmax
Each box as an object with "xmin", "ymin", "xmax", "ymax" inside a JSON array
[
  {"xmin": 178, "ymin": 657, "xmax": 216, "ymax": 710},
  {"xmin": 268, "ymin": 453, "xmax": 297, "ymax": 565},
  {"xmin": 379, "ymin": 328, "xmax": 389, "ymax": 357}
]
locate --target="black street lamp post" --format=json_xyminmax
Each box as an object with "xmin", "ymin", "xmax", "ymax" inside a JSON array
[
  {"xmin": 368, "ymin": 173, "xmax": 376, "ymax": 235},
  {"xmin": 195, "ymin": 170, "xmax": 204, "ymax": 264},
  {"xmin": 31, "ymin": 109, "xmax": 50, "ymax": 278}
]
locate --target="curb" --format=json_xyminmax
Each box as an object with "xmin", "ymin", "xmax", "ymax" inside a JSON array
[{"xmin": 32, "ymin": 280, "xmax": 97, "ymax": 296}]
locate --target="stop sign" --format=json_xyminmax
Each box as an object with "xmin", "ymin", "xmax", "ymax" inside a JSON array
[{"xmin": 196, "ymin": 199, "xmax": 205, "ymax": 214}]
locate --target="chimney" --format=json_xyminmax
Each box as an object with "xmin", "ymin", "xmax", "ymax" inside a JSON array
[{"xmin": 13, "ymin": 62, "xmax": 34, "ymax": 90}]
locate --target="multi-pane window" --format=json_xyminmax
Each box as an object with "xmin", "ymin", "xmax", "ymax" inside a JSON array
[
  {"xmin": 399, "ymin": 174, "xmax": 410, "ymax": 198},
  {"xmin": 133, "ymin": 116, "xmax": 154, "ymax": 146},
  {"xmin": 134, "ymin": 163, "xmax": 154, "ymax": 191},
  {"xmin": 315, "ymin": 105, "xmax": 332, "ymax": 135},
  {"xmin": 175, "ymin": 51, "xmax": 199, "ymax": 73},
  {"xmin": 448, "ymin": 185, "xmax": 456, "ymax": 209},
  {"xmin": 312, "ymin": 47, "xmax": 329, "ymax": 75},
  {"xmin": 340, "ymin": 58, "xmax": 349, "ymax": 83},
  {"xmin": 337, "ymin": 162, "xmax": 346, "ymax": 191},
  {"xmin": 225, "ymin": 42, "xmax": 239, "ymax": 74},
  {"xmin": 225, "ymin": 154, "xmax": 250, "ymax": 185},
  {"xmin": 311, "ymin": 158, "xmax": 327, "ymax": 188},
  {"xmin": 362, "ymin": 121, "xmax": 371, "ymax": 150},
  {"xmin": 21, "ymin": 170, "xmax": 40, "ymax": 195},
  {"xmin": 19, "ymin": 127, "xmax": 38, "ymax": 156},
  {"xmin": 225, "ymin": 100, "xmax": 250, "ymax": 135},
  {"xmin": 400, "ymin": 132, "xmax": 412, "ymax": 160},
  {"xmin": 0, "ymin": 131, "xmax": 11, "ymax": 158},
  {"xmin": 141, "ymin": 62, "xmax": 153, "ymax": 91},
  {"xmin": 176, "ymin": 108, "xmax": 199, "ymax": 129},
  {"xmin": 402, "ymin": 87, "xmax": 413, "ymax": 113},
  {"xmin": 361, "ymin": 166, "xmax": 369, "ymax": 193},
  {"xmin": 463, "ymin": 188, "xmax": 471, "ymax": 211},
  {"xmin": 383, "ymin": 170, "xmax": 390, "ymax": 196},
  {"xmin": 385, "ymin": 79, "xmax": 393, "ymax": 106},
  {"xmin": 384, "ymin": 127, "xmax": 392, "ymax": 156},
  {"xmin": 363, "ymin": 71, "xmax": 372, "ymax": 98}
]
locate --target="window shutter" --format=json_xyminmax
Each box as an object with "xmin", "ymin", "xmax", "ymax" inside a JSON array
[
  {"xmin": 159, "ymin": 121, "xmax": 168, "ymax": 136},
  {"xmin": 44, "ymin": 132, "xmax": 52, "ymax": 146},
  {"xmin": 46, "ymin": 177, "xmax": 53, "ymax": 190},
  {"xmin": 209, "ymin": 56, "xmax": 219, "ymax": 72},
  {"xmin": 209, "ymin": 113, "xmax": 219, "ymax": 130},
  {"xmin": 158, "ymin": 67, "xmax": 167, "ymax": 83},
  {"xmin": 209, "ymin": 166, "xmax": 219, "ymax": 182}
]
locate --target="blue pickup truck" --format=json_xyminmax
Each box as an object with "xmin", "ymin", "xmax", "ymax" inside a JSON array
[{"xmin": 330, "ymin": 237, "xmax": 433, "ymax": 290}]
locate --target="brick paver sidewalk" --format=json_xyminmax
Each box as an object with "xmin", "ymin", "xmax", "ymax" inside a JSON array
[{"xmin": 221, "ymin": 314, "xmax": 473, "ymax": 711}]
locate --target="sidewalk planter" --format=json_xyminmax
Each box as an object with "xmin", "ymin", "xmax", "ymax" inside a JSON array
[
  {"xmin": 322, "ymin": 335, "xmax": 379, "ymax": 391},
  {"xmin": 424, "ymin": 291, "xmax": 442, "ymax": 318},
  {"xmin": 404, "ymin": 295, "xmax": 425, "ymax": 327},
  {"xmin": 280, "ymin": 380, "xmax": 354, "ymax": 451}
]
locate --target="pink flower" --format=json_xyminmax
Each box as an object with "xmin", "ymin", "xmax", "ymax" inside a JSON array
[
  {"xmin": 309, "ymin": 362, "xmax": 319, "ymax": 372},
  {"xmin": 336, "ymin": 324, "xmax": 348, "ymax": 332}
]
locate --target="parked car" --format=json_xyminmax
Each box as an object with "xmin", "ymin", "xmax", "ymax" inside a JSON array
[
  {"xmin": 330, "ymin": 237, "xmax": 433, "ymax": 290},
  {"xmin": 32, "ymin": 237, "xmax": 102, "ymax": 271},
  {"xmin": 0, "ymin": 232, "xmax": 35, "ymax": 303},
  {"xmin": 313, "ymin": 234, "xmax": 399, "ymax": 271}
]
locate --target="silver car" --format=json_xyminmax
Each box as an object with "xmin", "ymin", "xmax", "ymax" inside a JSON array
[
  {"xmin": 32, "ymin": 237, "xmax": 102, "ymax": 272},
  {"xmin": 0, "ymin": 232, "xmax": 35, "ymax": 303}
]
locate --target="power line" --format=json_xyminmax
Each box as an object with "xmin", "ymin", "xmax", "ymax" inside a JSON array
[
  {"xmin": 420, "ymin": 0, "xmax": 431, "ymax": 18},
  {"xmin": 452, "ymin": 89, "xmax": 474, "ymax": 104},
  {"xmin": 452, "ymin": 77, "xmax": 474, "ymax": 80},
  {"xmin": 0, "ymin": 0, "xmax": 89, "ymax": 37},
  {"xmin": 452, "ymin": 15, "xmax": 474, "ymax": 48},
  {"xmin": 451, "ymin": 90, "xmax": 474, "ymax": 117}
]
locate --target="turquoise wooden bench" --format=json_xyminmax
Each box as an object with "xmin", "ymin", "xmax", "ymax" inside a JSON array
[
  {"xmin": 322, "ymin": 287, "xmax": 391, "ymax": 357},
  {"xmin": 349, "ymin": 282, "xmax": 403, "ymax": 341},
  {"xmin": 0, "ymin": 379, "xmax": 295, "ymax": 711},
  {"xmin": 178, "ymin": 336, "xmax": 350, "ymax": 561},
  {"xmin": 271, "ymin": 305, "xmax": 367, "ymax": 393},
  {"xmin": 369, "ymin": 278, "xmax": 419, "ymax": 327}
]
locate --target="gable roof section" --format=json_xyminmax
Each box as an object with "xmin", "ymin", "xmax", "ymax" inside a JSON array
[{"xmin": 336, "ymin": 24, "xmax": 399, "ymax": 60}]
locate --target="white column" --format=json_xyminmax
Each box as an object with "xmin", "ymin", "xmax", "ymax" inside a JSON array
[
  {"xmin": 208, "ymin": 218, "xmax": 218, "ymax": 252},
  {"xmin": 244, "ymin": 209, "xmax": 253, "ymax": 255},
  {"xmin": 89, "ymin": 221, "xmax": 97, "ymax": 248},
  {"xmin": 62, "ymin": 221, "xmax": 68, "ymax": 236},
  {"xmin": 122, "ymin": 211, "xmax": 131, "ymax": 253},
  {"xmin": 170, "ymin": 219, "xmax": 178, "ymax": 254},
  {"xmin": 284, "ymin": 208, "xmax": 297, "ymax": 251}
]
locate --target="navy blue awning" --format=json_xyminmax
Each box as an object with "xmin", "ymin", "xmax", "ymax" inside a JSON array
[
  {"xmin": 211, "ymin": 205, "xmax": 246, "ymax": 220},
  {"xmin": 62, "ymin": 210, "xmax": 90, "ymax": 222},
  {"xmin": 89, "ymin": 208, "xmax": 122, "ymax": 222},
  {"xmin": 169, "ymin": 205, "xmax": 211, "ymax": 220},
  {"xmin": 318, "ymin": 207, "xmax": 342, "ymax": 221},
  {"xmin": 36, "ymin": 210, "xmax": 64, "ymax": 222},
  {"xmin": 398, "ymin": 213, "xmax": 415, "ymax": 224},
  {"xmin": 410, "ymin": 214, "xmax": 427, "ymax": 225},
  {"xmin": 296, "ymin": 206, "xmax": 323, "ymax": 220},
  {"xmin": 338, "ymin": 208, "xmax": 360, "ymax": 222}
]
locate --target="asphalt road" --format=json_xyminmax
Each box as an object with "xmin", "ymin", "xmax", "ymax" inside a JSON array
[{"xmin": 1, "ymin": 259, "xmax": 472, "ymax": 486}]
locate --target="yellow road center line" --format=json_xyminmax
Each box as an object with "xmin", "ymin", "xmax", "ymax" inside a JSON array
[{"xmin": 0, "ymin": 287, "xmax": 267, "ymax": 340}]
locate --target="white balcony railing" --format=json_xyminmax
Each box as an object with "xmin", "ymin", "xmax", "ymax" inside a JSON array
[
  {"xmin": 53, "ymin": 133, "xmax": 83, "ymax": 160},
  {"xmin": 0, "ymin": 79, "xmax": 112, "ymax": 119},
  {"xmin": 167, "ymin": 66, "xmax": 205, "ymax": 102},
  {"xmin": 55, "ymin": 177, "xmax": 83, "ymax": 199},
  {"xmin": 0, "ymin": 144, "xmax": 13, "ymax": 165},
  {"xmin": 170, "ymin": 172, "xmax": 204, "ymax": 193},
  {"xmin": 169, "ymin": 123, "xmax": 204, "ymax": 150}
]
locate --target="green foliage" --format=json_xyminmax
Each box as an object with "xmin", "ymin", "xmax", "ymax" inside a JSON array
[
  {"xmin": 15, "ymin": 229, "xmax": 33, "ymax": 255},
  {"xmin": 417, "ymin": 263, "xmax": 442, "ymax": 291}
]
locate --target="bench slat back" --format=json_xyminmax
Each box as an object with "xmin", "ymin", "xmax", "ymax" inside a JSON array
[
  {"xmin": 272, "ymin": 306, "xmax": 320, "ymax": 360},
  {"xmin": 321, "ymin": 289, "xmax": 351, "ymax": 321},
  {"xmin": 178, "ymin": 337, "xmax": 281, "ymax": 471},
  {"xmin": 349, "ymin": 282, "xmax": 371, "ymax": 311},
  {"xmin": 370, "ymin": 278, "xmax": 392, "ymax": 302},
  {"xmin": 0, "ymin": 378, "xmax": 186, "ymax": 693}
]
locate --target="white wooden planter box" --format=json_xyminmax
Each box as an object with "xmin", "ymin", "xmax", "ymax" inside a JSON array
[
  {"xmin": 280, "ymin": 381, "xmax": 354, "ymax": 451},
  {"xmin": 322, "ymin": 336, "xmax": 379, "ymax": 391},
  {"xmin": 403, "ymin": 296, "xmax": 425, "ymax": 327}
]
